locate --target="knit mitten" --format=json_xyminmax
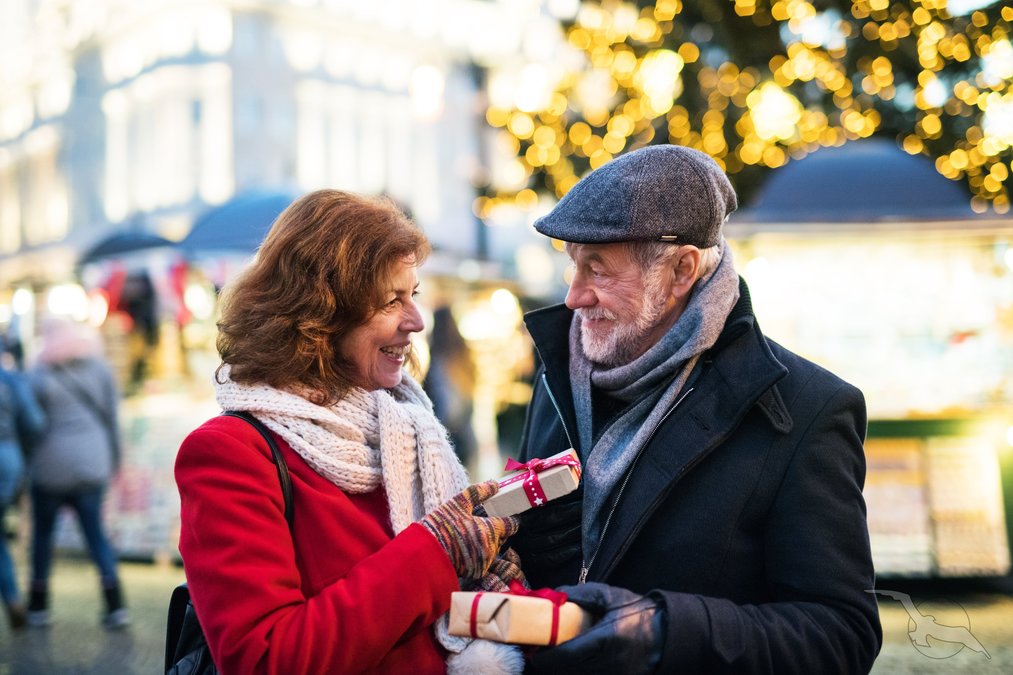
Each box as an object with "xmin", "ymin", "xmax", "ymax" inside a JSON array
[{"xmin": 421, "ymin": 480, "xmax": 520, "ymax": 580}]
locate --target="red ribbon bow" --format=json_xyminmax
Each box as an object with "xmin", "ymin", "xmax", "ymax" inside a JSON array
[
  {"xmin": 507, "ymin": 579, "xmax": 568, "ymax": 605},
  {"xmin": 498, "ymin": 454, "xmax": 581, "ymax": 510},
  {"xmin": 468, "ymin": 581, "xmax": 570, "ymax": 646}
]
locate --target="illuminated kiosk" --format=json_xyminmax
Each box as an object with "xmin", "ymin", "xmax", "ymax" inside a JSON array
[{"xmin": 726, "ymin": 138, "xmax": 1013, "ymax": 578}]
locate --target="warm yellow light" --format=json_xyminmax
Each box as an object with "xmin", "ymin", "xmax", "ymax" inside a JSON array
[
  {"xmin": 88, "ymin": 291, "xmax": 109, "ymax": 327},
  {"xmin": 508, "ymin": 112, "xmax": 536, "ymax": 139},
  {"xmin": 655, "ymin": 0, "xmax": 680, "ymax": 22},
  {"xmin": 678, "ymin": 42, "xmax": 700, "ymax": 64},
  {"xmin": 636, "ymin": 50, "xmax": 684, "ymax": 117},
  {"xmin": 490, "ymin": 288, "xmax": 521, "ymax": 317},
  {"xmin": 747, "ymin": 82, "xmax": 803, "ymax": 141},
  {"xmin": 12, "ymin": 288, "xmax": 34, "ymax": 316},
  {"xmin": 47, "ymin": 284, "xmax": 89, "ymax": 321},
  {"xmin": 576, "ymin": 69, "xmax": 618, "ymax": 118},
  {"xmin": 515, "ymin": 63, "xmax": 553, "ymax": 113},
  {"xmin": 921, "ymin": 113, "xmax": 942, "ymax": 136},
  {"xmin": 569, "ymin": 122, "xmax": 593, "ymax": 145},
  {"xmin": 184, "ymin": 283, "xmax": 215, "ymax": 321},
  {"xmin": 983, "ymin": 96, "xmax": 1013, "ymax": 147}
]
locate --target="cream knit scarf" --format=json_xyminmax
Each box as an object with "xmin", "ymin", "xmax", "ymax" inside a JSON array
[
  {"xmin": 214, "ymin": 366, "xmax": 522, "ymax": 675},
  {"xmin": 215, "ymin": 364, "xmax": 466, "ymax": 534}
]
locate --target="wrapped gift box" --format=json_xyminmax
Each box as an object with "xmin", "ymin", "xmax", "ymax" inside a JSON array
[
  {"xmin": 483, "ymin": 449, "xmax": 581, "ymax": 518},
  {"xmin": 449, "ymin": 590, "xmax": 591, "ymax": 646}
]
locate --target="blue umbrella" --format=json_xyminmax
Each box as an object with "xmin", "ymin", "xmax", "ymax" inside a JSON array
[
  {"xmin": 79, "ymin": 230, "xmax": 174, "ymax": 266},
  {"xmin": 179, "ymin": 190, "xmax": 298, "ymax": 255}
]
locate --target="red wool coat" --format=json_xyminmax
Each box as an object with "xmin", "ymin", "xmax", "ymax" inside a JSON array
[{"xmin": 175, "ymin": 414, "xmax": 459, "ymax": 674}]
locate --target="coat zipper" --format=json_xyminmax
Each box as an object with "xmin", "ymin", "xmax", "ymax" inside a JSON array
[
  {"xmin": 541, "ymin": 372, "xmax": 575, "ymax": 449},
  {"xmin": 577, "ymin": 386, "xmax": 695, "ymax": 584}
]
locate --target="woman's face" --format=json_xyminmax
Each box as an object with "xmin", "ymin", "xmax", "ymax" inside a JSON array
[{"xmin": 341, "ymin": 258, "xmax": 424, "ymax": 391}]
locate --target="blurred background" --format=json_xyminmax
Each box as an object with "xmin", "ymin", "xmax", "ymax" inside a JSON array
[{"xmin": 0, "ymin": 0, "xmax": 1011, "ymax": 640}]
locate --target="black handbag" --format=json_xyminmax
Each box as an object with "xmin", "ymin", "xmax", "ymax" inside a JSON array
[{"xmin": 165, "ymin": 411, "xmax": 294, "ymax": 674}]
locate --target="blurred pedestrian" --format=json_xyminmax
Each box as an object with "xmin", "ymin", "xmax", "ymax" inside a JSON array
[
  {"xmin": 0, "ymin": 346, "xmax": 46, "ymax": 630},
  {"xmin": 423, "ymin": 305, "xmax": 478, "ymax": 471},
  {"xmin": 25, "ymin": 317, "xmax": 129, "ymax": 630},
  {"xmin": 176, "ymin": 190, "xmax": 524, "ymax": 674}
]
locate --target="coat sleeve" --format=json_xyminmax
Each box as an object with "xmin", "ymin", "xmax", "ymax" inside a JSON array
[
  {"xmin": 9, "ymin": 369, "xmax": 46, "ymax": 442},
  {"xmin": 175, "ymin": 424, "xmax": 460, "ymax": 675},
  {"xmin": 656, "ymin": 382, "xmax": 882, "ymax": 674}
]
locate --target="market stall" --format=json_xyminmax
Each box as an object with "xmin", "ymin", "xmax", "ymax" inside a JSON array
[{"xmin": 726, "ymin": 138, "xmax": 1013, "ymax": 578}]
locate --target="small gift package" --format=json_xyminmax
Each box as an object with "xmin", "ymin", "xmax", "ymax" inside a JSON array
[
  {"xmin": 483, "ymin": 449, "xmax": 581, "ymax": 518},
  {"xmin": 448, "ymin": 583, "xmax": 592, "ymax": 646}
]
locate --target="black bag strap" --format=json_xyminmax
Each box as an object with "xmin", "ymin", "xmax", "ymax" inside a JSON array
[
  {"xmin": 221, "ymin": 410, "xmax": 294, "ymax": 528},
  {"xmin": 165, "ymin": 584, "xmax": 194, "ymax": 672}
]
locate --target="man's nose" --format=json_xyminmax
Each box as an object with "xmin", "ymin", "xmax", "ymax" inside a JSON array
[{"xmin": 564, "ymin": 274, "xmax": 595, "ymax": 310}]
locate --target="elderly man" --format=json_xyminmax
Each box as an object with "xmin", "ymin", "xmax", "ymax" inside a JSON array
[{"xmin": 513, "ymin": 145, "xmax": 881, "ymax": 674}]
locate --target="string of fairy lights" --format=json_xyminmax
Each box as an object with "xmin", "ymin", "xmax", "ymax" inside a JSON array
[{"xmin": 479, "ymin": 0, "xmax": 1013, "ymax": 218}]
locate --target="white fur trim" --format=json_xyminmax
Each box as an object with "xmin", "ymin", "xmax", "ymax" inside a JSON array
[{"xmin": 447, "ymin": 640, "xmax": 524, "ymax": 675}]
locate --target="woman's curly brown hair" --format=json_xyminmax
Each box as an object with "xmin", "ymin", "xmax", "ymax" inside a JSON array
[{"xmin": 215, "ymin": 189, "xmax": 430, "ymax": 405}]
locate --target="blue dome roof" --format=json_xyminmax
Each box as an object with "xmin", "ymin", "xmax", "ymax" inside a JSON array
[
  {"xmin": 180, "ymin": 190, "xmax": 298, "ymax": 254},
  {"xmin": 732, "ymin": 138, "xmax": 979, "ymax": 223}
]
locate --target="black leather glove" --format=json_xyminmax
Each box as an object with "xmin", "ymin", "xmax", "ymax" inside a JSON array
[
  {"xmin": 527, "ymin": 582, "xmax": 666, "ymax": 675},
  {"xmin": 511, "ymin": 487, "xmax": 583, "ymax": 586}
]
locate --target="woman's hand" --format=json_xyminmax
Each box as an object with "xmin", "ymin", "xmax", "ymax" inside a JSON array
[
  {"xmin": 469, "ymin": 548, "xmax": 528, "ymax": 592},
  {"xmin": 421, "ymin": 480, "xmax": 520, "ymax": 579}
]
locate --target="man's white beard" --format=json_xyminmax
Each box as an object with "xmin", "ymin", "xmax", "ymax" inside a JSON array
[{"xmin": 578, "ymin": 274, "xmax": 670, "ymax": 367}]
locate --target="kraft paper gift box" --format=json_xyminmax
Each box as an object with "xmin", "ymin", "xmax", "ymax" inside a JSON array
[
  {"xmin": 448, "ymin": 590, "xmax": 592, "ymax": 646},
  {"xmin": 483, "ymin": 449, "xmax": 581, "ymax": 518}
]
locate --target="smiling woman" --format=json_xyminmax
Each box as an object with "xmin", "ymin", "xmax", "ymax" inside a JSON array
[{"xmin": 174, "ymin": 189, "xmax": 526, "ymax": 674}]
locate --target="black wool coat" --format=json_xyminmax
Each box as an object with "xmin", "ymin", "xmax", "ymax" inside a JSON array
[{"xmin": 515, "ymin": 279, "xmax": 882, "ymax": 674}]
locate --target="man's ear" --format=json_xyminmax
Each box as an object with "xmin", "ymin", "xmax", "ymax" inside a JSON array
[{"xmin": 670, "ymin": 246, "xmax": 702, "ymax": 296}]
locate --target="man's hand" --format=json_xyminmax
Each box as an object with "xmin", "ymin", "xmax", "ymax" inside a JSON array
[
  {"xmin": 511, "ymin": 487, "xmax": 582, "ymax": 584},
  {"xmin": 527, "ymin": 582, "xmax": 666, "ymax": 675}
]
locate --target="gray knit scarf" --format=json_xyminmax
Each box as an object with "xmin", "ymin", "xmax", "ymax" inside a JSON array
[{"xmin": 569, "ymin": 241, "xmax": 740, "ymax": 560}]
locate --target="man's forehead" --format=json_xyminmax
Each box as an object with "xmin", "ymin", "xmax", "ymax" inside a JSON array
[{"xmin": 564, "ymin": 241, "xmax": 630, "ymax": 260}]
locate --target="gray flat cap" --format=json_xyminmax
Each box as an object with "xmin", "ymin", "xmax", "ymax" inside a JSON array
[{"xmin": 534, "ymin": 144, "xmax": 737, "ymax": 247}]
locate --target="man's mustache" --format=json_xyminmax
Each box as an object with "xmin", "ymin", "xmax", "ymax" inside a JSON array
[{"xmin": 576, "ymin": 308, "xmax": 619, "ymax": 322}]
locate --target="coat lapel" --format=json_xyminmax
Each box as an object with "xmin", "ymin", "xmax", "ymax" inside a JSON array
[{"xmin": 524, "ymin": 304, "xmax": 581, "ymax": 452}]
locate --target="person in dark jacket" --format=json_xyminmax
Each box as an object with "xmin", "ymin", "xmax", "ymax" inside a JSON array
[
  {"xmin": 512, "ymin": 145, "xmax": 882, "ymax": 674},
  {"xmin": 0, "ymin": 351, "xmax": 46, "ymax": 629}
]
